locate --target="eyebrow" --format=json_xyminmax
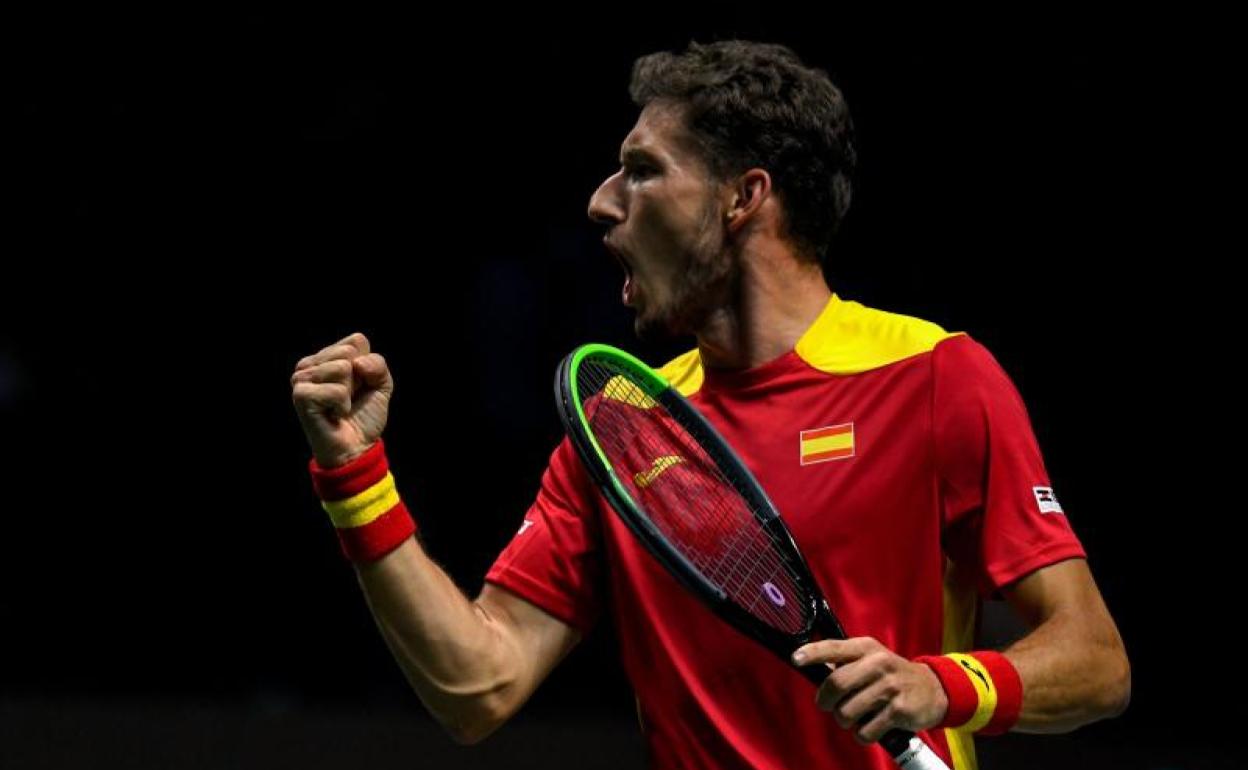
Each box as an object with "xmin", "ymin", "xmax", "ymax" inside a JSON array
[{"xmin": 620, "ymin": 146, "xmax": 659, "ymax": 165}]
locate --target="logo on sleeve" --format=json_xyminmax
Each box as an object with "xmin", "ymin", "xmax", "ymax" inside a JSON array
[
  {"xmin": 1032, "ymin": 486, "xmax": 1064, "ymax": 515},
  {"xmin": 516, "ymin": 519, "xmax": 535, "ymax": 535}
]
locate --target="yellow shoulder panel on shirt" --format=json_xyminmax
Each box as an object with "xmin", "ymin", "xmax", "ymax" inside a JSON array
[
  {"xmin": 656, "ymin": 347, "xmax": 704, "ymax": 397},
  {"xmin": 652, "ymin": 294, "xmax": 958, "ymax": 393},
  {"xmin": 795, "ymin": 294, "xmax": 963, "ymax": 374}
]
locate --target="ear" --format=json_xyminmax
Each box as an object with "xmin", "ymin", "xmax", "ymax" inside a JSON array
[{"xmin": 724, "ymin": 168, "xmax": 772, "ymax": 234}]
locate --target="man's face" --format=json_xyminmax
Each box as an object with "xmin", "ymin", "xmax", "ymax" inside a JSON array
[{"xmin": 588, "ymin": 103, "xmax": 736, "ymax": 338}]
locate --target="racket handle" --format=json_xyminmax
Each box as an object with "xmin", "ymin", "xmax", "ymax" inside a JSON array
[
  {"xmin": 797, "ymin": 661, "xmax": 834, "ymax": 684},
  {"xmin": 880, "ymin": 730, "xmax": 952, "ymax": 770}
]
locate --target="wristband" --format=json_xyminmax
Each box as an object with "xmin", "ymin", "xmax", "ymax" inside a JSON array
[
  {"xmin": 914, "ymin": 651, "xmax": 1022, "ymax": 735},
  {"xmin": 309, "ymin": 440, "xmax": 416, "ymax": 562}
]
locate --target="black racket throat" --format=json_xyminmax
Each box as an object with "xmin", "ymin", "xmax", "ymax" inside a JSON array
[{"xmin": 796, "ymin": 601, "xmax": 850, "ymax": 684}]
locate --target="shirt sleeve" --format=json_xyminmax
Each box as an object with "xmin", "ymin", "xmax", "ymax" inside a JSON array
[
  {"xmin": 484, "ymin": 437, "xmax": 604, "ymax": 635},
  {"xmin": 932, "ymin": 334, "xmax": 1086, "ymax": 596}
]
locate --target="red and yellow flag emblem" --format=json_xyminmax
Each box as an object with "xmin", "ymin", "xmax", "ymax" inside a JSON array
[{"xmin": 799, "ymin": 423, "xmax": 855, "ymax": 465}]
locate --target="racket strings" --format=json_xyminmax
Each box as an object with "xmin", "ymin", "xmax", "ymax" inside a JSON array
[
  {"xmin": 579, "ymin": 360, "xmax": 811, "ymax": 635},
  {"xmin": 582, "ymin": 364, "xmax": 788, "ymax": 590},
  {"xmin": 602, "ymin": 395, "xmax": 806, "ymax": 635}
]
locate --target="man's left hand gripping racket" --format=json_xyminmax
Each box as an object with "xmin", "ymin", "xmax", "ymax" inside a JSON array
[{"xmin": 555, "ymin": 343, "xmax": 951, "ymax": 770}]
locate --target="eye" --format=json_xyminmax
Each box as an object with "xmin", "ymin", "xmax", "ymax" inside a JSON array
[{"xmin": 626, "ymin": 163, "xmax": 657, "ymax": 181}]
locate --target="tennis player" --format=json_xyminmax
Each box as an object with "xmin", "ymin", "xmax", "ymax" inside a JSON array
[{"xmin": 291, "ymin": 40, "xmax": 1129, "ymax": 769}]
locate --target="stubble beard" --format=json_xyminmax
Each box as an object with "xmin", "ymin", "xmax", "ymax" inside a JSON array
[{"xmin": 635, "ymin": 202, "xmax": 738, "ymax": 342}]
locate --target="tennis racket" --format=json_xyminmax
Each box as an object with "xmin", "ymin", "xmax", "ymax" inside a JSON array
[{"xmin": 554, "ymin": 343, "xmax": 951, "ymax": 770}]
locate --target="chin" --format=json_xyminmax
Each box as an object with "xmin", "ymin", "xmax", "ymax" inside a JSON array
[
  {"xmin": 632, "ymin": 306, "xmax": 665, "ymax": 340},
  {"xmin": 634, "ymin": 305, "xmax": 692, "ymax": 342},
  {"xmin": 633, "ymin": 314, "xmax": 661, "ymax": 341}
]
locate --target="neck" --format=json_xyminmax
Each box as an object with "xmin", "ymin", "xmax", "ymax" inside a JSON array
[{"xmin": 695, "ymin": 243, "xmax": 831, "ymax": 371}]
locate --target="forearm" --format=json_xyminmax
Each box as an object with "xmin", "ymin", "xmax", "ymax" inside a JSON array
[
  {"xmin": 353, "ymin": 537, "xmax": 520, "ymax": 742},
  {"xmin": 292, "ymin": 338, "xmax": 534, "ymax": 742},
  {"xmin": 1003, "ymin": 607, "xmax": 1131, "ymax": 733}
]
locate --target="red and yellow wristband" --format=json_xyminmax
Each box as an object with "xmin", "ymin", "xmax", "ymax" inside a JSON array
[
  {"xmin": 309, "ymin": 440, "xmax": 416, "ymax": 563},
  {"xmin": 913, "ymin": 651, "xmax": 1022, "ymax": 735}
]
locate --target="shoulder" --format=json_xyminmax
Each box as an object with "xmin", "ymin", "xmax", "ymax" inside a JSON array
[
  {"xmin": 656, "ymin": 347, "xmax": 704, "ymax": 397},
  {"xmin": 795, "ymin": 295, "xmax": 963, "ymax": 374}
]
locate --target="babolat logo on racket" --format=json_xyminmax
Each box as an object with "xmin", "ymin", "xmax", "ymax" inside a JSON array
[
  {"xmin": 1032, "ymin": 486, "xmax": 1064, "ymax": 514},
  {"xmin": 634, "ymin": 455, "xmax": 684, "ymax": 488}
]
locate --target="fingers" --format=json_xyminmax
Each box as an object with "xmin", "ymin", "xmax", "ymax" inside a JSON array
[
  {"xmin": 291, "ymin": 358, "xmax": 354, "ymax": 416},
  {"xmin": 815, "ymin": 650, "xmax": 891, "ymax": 711},
  {"xmin": 291, "ymin": 381, "xmax": 351, "ymax": 418},
  {"xmin": 333, "ymin": 331, "xmax": 371, "ymax": 354},
  {"xmin": 290, "ymin": 358, "xmax": 353, "ymax": 386},
  {"xmin": 793, "ymin": 637, "xmax": 880, "ymax": 668},
  {"xmin": 352, "ymin": 353, "xmax": 392, "ymax": 390},
  {"xmin": 295, "ymin": 332, "xmax": 371, "ymax": 370},
  {"xmin": 827, "ymin": 674, "xmax": 897, "ymax": 730},
  {"xmin": 796, "ymin": 638, "xmax": 947, "ymax": 744},
  {"xmin": 290, "ymin": 337, "xmax": 393, "ymax": 426},
  {"xmin": 853, "ymin": 704, "xmax": 898, "ymax": 745},
  {"xmin": 798, "ymin": 639, "xmax": 880, "ymax": 713}
]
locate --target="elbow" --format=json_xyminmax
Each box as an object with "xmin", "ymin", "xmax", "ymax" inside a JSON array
[
  {"xmin": 1079, "ymin": 642, "xmax": 1131, "ymax": 724},
  {"xmin": 1101, "ymin": 650, "xmax": 1132, "ymax": 719},
  {"xmin": 434, "ymin": 688, "xmax": 515, "ymax": 746},
  {"xmin": 445, "ymin": 719, "xmax": 499, "ymax": 747}
]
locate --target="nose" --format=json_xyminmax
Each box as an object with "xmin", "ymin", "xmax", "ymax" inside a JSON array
[{"xmin": 588, "ymin": 170, "xmax": 625, "ymax": 226}]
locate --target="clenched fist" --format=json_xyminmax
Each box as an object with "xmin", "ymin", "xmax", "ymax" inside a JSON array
[{"xmin": 291, "ymin": 332, "xmax": 393, "ymax": 468}]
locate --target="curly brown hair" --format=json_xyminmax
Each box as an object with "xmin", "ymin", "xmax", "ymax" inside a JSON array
[{"xmin": 629, "ymin": 40, "xmax": 857, "ymax": 264}]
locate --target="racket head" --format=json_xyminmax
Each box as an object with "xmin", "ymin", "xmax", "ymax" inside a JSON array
[{"xmin": 555, "ymin": 343, "xmax": 845, "ymax": 655}]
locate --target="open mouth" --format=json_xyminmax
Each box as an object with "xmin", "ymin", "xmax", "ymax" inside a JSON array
[{"xmin": 604, "ymin": 238, "xmax": 636, "ymax": 306}]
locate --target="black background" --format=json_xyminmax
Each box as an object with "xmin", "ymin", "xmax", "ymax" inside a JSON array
[{"xmin": 2, "ymin": 8, "xmax": 1233, "ymax": 769}]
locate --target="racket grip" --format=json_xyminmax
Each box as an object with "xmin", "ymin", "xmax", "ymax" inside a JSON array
[
  {"xmin": 797, "ymin": 661, "xmax": 834, "ymax": 685},
  {"xmin": 880, "ymin": 730, "xmax": 951, "ymax": 769}
]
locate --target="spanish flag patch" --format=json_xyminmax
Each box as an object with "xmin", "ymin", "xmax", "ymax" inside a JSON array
[{"xmin": 799, "ymin": 423, "xmax": 855, "ymax": 465}]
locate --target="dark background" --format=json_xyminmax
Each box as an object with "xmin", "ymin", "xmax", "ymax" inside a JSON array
[{"xmin": 2, "ymin": 8, "xmax": 1232, "ymax": 769}]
